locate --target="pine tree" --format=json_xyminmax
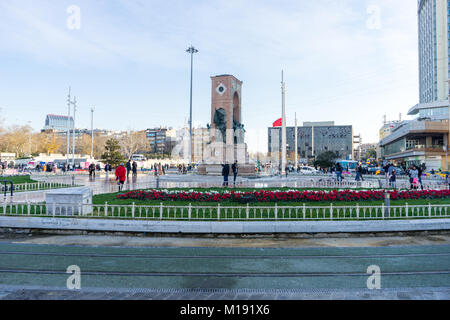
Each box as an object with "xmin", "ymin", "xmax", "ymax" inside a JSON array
[{"xmin": 101, "ymin": 138, "xmax": 124, "ymax": 167}]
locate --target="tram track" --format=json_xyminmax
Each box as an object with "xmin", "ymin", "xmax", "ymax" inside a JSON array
[
  {"xmin": 1, "ymin": 250, "xmax": 449, "ymax": 260},
  {"xmin": 0, "ymin": 268, "xmax": 449, "ymax": 278}
]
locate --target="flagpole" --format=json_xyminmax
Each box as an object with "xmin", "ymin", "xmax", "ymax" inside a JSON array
[
  {"xmin": 295, "ymin": 112, "xmax": 298, "ymax": 168},
  {"xmin": 281, "ymin": 70, "xmax": 286, "ymax": 176}
]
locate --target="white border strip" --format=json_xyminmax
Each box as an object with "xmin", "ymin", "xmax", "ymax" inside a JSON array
[{"xmin": 1, "ymin": 217, "xmax": 450, "ymax": 234}]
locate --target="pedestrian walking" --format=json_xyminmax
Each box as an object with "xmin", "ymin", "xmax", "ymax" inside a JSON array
[
  {"xmin": 132, "ymin": 161, "xmax": 137, "ymax": 177},
  {"xmin": 355, "ymin": 165, "xmax": 361, "ymax": 181},
  {"xmin": 389, "ymin": 170, "xmax": 397, "ymax": 189},
  {"xmin": 104, "ymin": 163, "xmax": 111, "ymax": 179},
  {"xmin": 126, "ymin": 160, "xmax": 132, "ymax": 179},
  {"xmin": 89, "ymin": 163, "xmax": 96, "ymax": 178},
  {"xmin": 417, "ymin": 165, "xmax": 424, "ymax": 190},
  {"xmin": 409, "ymin": 166, "xmax": 419, "ymax": 189},
  {"xmin": 222, "ymin": 163, "xmax": 230, "ymax": 187},
  {"xmin": 232, "ymin": 161, "xmax": 238, "ymax": 185},
  {"xmin": 335, "ymin": 163, "xmax": 343, "ymax": 183},
  {"xmin": 115, "ymin": 163, "xmax": 126, "ymax": 192}
]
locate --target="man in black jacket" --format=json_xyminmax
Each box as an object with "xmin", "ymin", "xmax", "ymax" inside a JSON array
[
  {"xmin": 126, "ymin": 160, "xmax": 132, "ymax": 179},
  {"xmin": 222, "ymin": 163, "xmax": 230, "ymax": 187},
  {"xmin": 232, "ymin": 161, "xmax": 238, "ymax": 186}
]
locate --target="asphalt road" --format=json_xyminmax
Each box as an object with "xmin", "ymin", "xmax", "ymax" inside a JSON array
[{"xmin": 0, "ymin": 240, "xmax": 449, "ymax": 299}]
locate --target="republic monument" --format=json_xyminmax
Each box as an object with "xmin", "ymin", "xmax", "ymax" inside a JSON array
[{"xmin": 198, "ymin": 74, "xmax": 255, "ymax": 176}]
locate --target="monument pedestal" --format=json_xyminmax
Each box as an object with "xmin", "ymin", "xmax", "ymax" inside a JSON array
[{"xmin": 197, "ymin": 163, "xmax": 255, "ymax": 176}]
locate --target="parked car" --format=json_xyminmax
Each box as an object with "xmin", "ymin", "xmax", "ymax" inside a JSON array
[{"xmin": 299, "ymin": 166, "xmax": 319, "ymax": 174}]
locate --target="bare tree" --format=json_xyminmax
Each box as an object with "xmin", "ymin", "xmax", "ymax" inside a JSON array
[{"xmin": 119, "ymin": 131, "xmax": 149, "ymax": 160}]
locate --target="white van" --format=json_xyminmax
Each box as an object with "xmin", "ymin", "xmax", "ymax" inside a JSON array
[{"xmin": 131, "ymin": 154, "xmax": 146, "ymax": 161}]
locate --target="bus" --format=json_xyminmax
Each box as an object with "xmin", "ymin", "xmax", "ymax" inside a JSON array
[{"xmin": 336, "ymin": 160, "xmax": 358, "ymax": 173}]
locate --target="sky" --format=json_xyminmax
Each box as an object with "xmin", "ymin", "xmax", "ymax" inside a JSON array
[{"xmin": 0, "ymin": 0, "xmax": 419, "ymax": 152}]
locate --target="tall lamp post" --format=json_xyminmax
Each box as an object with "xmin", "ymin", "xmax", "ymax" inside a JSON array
[
  {"xmin": 186, "ymin": 46, "xmax": 198, "ymax": 165},
  {"xmin": 26, "ymin": 121, "xmax": 32, "ymax": 156},
  {"xmin": 90, "ymin": 107, "xmax": 94, "ymax": 159},
  {"xmin": 72, "ymin": 96, "xmax": 77, "ymax": 168}
]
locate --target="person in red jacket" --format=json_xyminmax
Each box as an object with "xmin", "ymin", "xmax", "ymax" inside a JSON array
[{"xmin": 115, "ymin": 163, "xmax": 127, "ymax": 191}]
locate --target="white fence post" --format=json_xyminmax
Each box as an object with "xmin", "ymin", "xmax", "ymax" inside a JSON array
[
  {"xmin": 330, "ymin": 203, "xmax": 333, "ymax": 220},
  {"xmin": 188, "ymin": 203, "xmax": 192, "ymax": 220},
  {"xmin": 132, "ymin": 202, "xmax": 135, "ymax": 218},
  {"xmin": 303, "ymin": 204, "xmax": 306, "ymax": 220},
  {"xmin": 246, "ymin": 203, "xmax": 249, "ymax": 220}
]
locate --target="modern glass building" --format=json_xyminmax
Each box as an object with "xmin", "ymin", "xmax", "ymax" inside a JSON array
[
  {"xmin": 381, "ymin": 1, "xmax": 450, "ymax": 170},
  {"xmin": 418, "ymin": 0, "xmax": 449, "ymax": 103},
  {"xmin": 43, "ymin": 114, "xmax": 74, "ymax": 132},
  {"xmin": 268, "ymin": 122, "xmax": 353, "ymax": 162}
]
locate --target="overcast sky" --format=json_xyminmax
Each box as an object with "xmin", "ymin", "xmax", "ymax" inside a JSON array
[{"xmin": 0, "ymin": 0, "xmax": 419, "ymax": 152}]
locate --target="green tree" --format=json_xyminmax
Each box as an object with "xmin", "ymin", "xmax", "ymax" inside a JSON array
[
  {"xmin": 314, "ymin": 151, "xmax": 338, "ymax": 169},
  {"xmin": 101, "ymin": 138, "xmax": 124, "ymax": 167},
  {"xmin": 365, "ymin": 148, "xmax": 377, "ymax": 160}
]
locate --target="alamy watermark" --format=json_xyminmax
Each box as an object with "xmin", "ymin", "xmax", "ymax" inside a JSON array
[
  {"xmin": 66, "ymin": 265, "xmax": 81, "ymax": 290},
  {"xmin": 366, "ymin": 265, "xmax": 381, "ymax": 289},
  {"xmin": 366, "ymin": 5, "xmax": 381, "ymax": 30},
  {"xmin": 67, "ymin": 5, "xmax": 81, "ymax": 30}
]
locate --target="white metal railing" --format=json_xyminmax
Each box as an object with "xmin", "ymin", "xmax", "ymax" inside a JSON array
[
  {"xmin": 0, "ymin": 181, "xmax": 72, "ymax": 193},
  {"xmin": 151, "ymin": 178, "xmax": 448, "ymax": 190},
  {"xmin": 1, "ymin": 202, "xmax": 449, "ymax": 221}
]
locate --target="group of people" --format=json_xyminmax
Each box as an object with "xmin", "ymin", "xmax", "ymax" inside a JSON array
[
  {"xmin": 177, "ymin": 164, "xmax": 192, "ymax": 174},
  {"xmin": 383, "ymin": 162, "xmax": 427, "ymax": 190},
  {"xmin": 330, "ymin": 163, "xmax": 344, "ymax": 182},
  {"xmin": 221, "ymin": 161, "xmax": 239, "ymax": 186},
  {"xmin": 405, "ymin": 165, "xmax": 424, "ymax": 190}
]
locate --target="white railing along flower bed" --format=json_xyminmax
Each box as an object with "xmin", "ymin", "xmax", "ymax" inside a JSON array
[{"xmin": 1, "ymin": 202, "xmax": 449, "ymax": 221}]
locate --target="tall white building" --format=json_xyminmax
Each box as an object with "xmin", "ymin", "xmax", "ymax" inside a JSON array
[
  {"xmin": 378, "ymin": 1, "xmax": 450, "ymax": 170},
  {"xmin": 418, "ymin": 0, "xmax": 449, "ymax": 103}
]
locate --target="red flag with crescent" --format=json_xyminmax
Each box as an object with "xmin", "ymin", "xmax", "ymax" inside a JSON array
[{"xmin": 273, "ymin": 118, "xmax": 282, "ymax": 127}]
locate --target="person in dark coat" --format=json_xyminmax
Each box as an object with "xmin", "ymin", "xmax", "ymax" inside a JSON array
[
  {"xmin": 132, "ymin": 161, "xmax": 138, "ymax": 176},
  {"xmin": 89, "ymin": 163, "xmax": 96, "ymax": 177},
  {"xmin": 126, "ymin": 160, "xmax": 132, "ymax": 179},
  {"xmin": 222, "ymin": 163, "xmax": 230, "ymax": 187},
  {"xmin": 232, "ymin": 161, "xmax": 238, "ymax": 186}
]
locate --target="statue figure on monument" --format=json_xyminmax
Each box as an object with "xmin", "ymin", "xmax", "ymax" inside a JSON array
[{"xmin": 213, "ymin": 108, "xmax": 227, "ymax": 143}]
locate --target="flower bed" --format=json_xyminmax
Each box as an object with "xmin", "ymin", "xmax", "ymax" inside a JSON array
[{"xmin": 116, "ymin": 189, "xmax": 450, "ymax": 203}]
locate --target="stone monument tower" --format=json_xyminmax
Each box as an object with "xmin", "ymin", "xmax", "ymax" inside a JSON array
[
  {"xmin": 198, "ymin": 74, "xmax": 254, "ymax": 175},
  {"xmin": 209, "ymin": 74, "xmax": 246, "ymax": 163}
]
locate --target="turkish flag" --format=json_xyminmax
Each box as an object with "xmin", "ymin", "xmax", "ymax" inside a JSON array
[{"xmin": 273, "ymin": 118, "xmax": 282, "ymax": 127}]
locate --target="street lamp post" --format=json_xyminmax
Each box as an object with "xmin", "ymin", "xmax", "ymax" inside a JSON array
[
  {"xmin": 66, "ymin": 87, "xmax": 72, "ymax": 167},
  {"xmin": 186, "ymin": 46, "xmax": 198, "ymax": 165},
  {"xmin": 91, "ymin": 107, "xmax": 94, "ymax": 159},
  {"xmin": 72, "ymin": 96, "xmax": 77, "ymax": 169},
  {"xmin": 27, "ymin": 121, "xmax": 32, "ymax": 156}
]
